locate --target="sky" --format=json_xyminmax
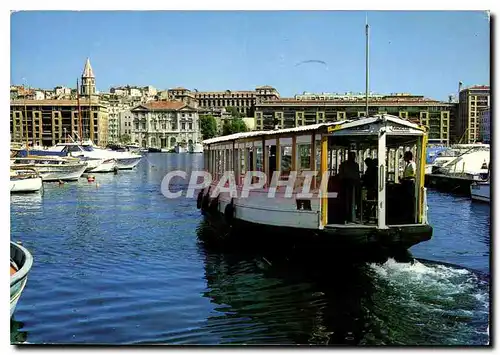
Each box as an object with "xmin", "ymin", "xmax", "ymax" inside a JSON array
[{"xmin": 10, "ymin": 10, "xmax": 490, "ymax": 101}]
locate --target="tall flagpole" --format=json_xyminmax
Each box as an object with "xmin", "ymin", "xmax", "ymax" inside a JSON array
[{"xmin": 365, "ymin": 14, "xmax": 370, "ymax": 117}]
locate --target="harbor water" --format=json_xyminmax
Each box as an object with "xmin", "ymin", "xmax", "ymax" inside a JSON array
[{"xmin": 10, "ymin": 153, "xmax": 490, "ymax": 345}]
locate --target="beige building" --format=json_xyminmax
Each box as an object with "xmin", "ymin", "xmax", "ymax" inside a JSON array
[
  {"xmin": 255, "ymin": 93, "xmax": 454, "ymax": 145},
  {"xmin": 167, "ymin": 86, "xmax": 280, "ymax": 117},
  {"xmin": 10, "ymin": 58, "xmax": 109, "ymax": 147},
  {"xmin": 130, "ymin": 101, "xmax": 200, "ymax": 149},
  {"xmin": 457, "ymin": 85, "xmax": 490, "ymax": 144},
  {"xmin": 10, "ymin": 99, "xmax": 109, "ymax": 147}
]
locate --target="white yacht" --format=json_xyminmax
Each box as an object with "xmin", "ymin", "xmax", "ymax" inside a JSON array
[
  {"xmin": 10, "ymin": 155, "xmax": 87, "ymax": 181},
  {"xmin": 437, "ymin": 146, "xmax": 490, "ymax": 181},
  {"xmin": 45, "ymin": 143, "xmax": 117, "ymax": 173}
]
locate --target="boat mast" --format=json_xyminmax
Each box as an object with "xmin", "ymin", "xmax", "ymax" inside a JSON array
[
  {"xmin": 77, "ymin": 78, "xmax": 83, "ymax": 144},
  {"xmin": 365, "ymin": 14, "xmax": 370, "ymax": 118},
  {"xmin": 23, "ymin": 83, "xmax": 29, "ymax": 154}
]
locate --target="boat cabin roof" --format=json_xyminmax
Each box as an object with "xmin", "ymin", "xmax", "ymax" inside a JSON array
[{"xmin": 202, "ymin": 114, "xmax": 426, "ymax": 146}]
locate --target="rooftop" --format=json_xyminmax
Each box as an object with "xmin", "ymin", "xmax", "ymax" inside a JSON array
[
  {"xmin": 134, "ymin": 101, "xmax": 188, "ymax": 111},
  {"xmin": 203, "ymin": 114, "xmax": 423, "ymax": 145}
]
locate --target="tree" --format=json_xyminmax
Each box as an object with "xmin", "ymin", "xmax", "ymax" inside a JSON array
[
  {"xmin": 226, "ymin": 106, "xmax": 243, "ymax": 119},
  {"xmin": 222, "ymin": 118, "xmax": 248, "ymax": 136},
  {"xmin": 121, "ymin": 134, "xmax": 131, "ymax": 144},
  {"xmin": 200, "ymin": 115, "xmax": 218, "ymax": 140}
]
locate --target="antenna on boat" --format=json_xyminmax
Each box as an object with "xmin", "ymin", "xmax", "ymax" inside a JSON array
[{"xmin": 365, "ymin": 13, "xmax": 370, "ymax": 118}]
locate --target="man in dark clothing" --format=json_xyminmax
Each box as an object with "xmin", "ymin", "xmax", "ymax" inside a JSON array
[{"xmin": 339, "ymin": 152, "xmax": 360, "ymax": 223}]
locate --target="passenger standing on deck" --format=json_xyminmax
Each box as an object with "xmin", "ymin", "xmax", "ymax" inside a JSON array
[
  {"xmin": 339, "ymin": 152, "xmax": 360, "ymax": 223},
  {"xmin": 402, "ymin": 151, "xmax": 416, "ymax": 223}
]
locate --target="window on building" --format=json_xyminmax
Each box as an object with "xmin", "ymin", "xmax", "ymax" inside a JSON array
[
  {"xmin": 188, "ymin": 123, "xmax": 193, "ymax": 130},
  {"xmin": 182, "ymin": 123, "xmax": 186, "ymax": 130}
]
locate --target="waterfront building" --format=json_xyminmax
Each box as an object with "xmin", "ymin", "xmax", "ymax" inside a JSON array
[
  {"xmin": 457, "ymin": 85, "xmax": 490, "ymax": 144},
  {"xmin": 103, "ymin": 85, "xmax": 157, "ymax": 143},
  {"xmin": 479, "ymin": 108, "xmax": 490, "ymax": 144},
  {"xmin": 254, "ymin": 93, "xmax": 454, "ymax": 145},
  {"xmin": 119, "ymin": 110, "xmax": 134, "ymax": 139},
  {"xmin": 10, "ymin": 58, "xmax": 109, "ymax": 147},
  {"xmin": 10, "ymin": 98, "xmax": 109, "ymax": 147},
  {"xmin": 130, "ymin": 101, "xmax": 200, "ymax": 149},
  {"xmin": 167, "ymin": 86, "xmax": 280, "ymax": 117}
]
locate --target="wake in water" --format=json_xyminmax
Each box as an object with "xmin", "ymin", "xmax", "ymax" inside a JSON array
[{"xmin": 366, "ymin": 258, "xmax": 490, "ymax": 345}]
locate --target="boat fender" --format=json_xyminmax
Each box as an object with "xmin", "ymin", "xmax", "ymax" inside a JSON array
[
  {"xmin": 196, "ymin": 189, "xmax": 204, "ymax": 209},
  {"xmin": 202, "ymin": 187, "xmax": 211, "ymax": 210},
  {"xmin": 224, "ymin": 198, "xmax": 235, "ymax": 225}
]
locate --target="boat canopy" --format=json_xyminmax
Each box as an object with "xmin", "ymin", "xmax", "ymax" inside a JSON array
[{"xmin": 203, "ymin": 114, "xmax": 425, "ymax": 146}]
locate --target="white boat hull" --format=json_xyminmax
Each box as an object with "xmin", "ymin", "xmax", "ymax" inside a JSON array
[
  {"xmin": 175, "ymin": 146, "xmax": 188, "ymax": 154},
  {"xmin": 88, "ymin": 159, "xmax": 117, "ymax": 173},
  {"xmin": 11, "ymin": 242, "xmax": 33, "ymax": 318},
  {"xmin": 471, "ymin": 183, "xmax": 490, "ymax": 203},
  {"xmin": 207, "ymin": 185, "xmax": 321, "ymax": 230},
  {"xmin": 116, "ymin": 156, "xmax": 142, "ymax": 170},
  {"xmin": 189, "ymin": 143, "xmax": 204, "ymax": 154},
  {"xmin": 13, "ymin": 164, "xmax": 87, "ymax": 181},
  {"xmin": 10, "ymin": 177, "xmax": 42, "ymax": 193}
]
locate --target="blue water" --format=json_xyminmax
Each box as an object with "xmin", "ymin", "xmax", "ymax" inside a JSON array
[{"xmin": 10, "ymin": 154, "xmax": 490, "ymax": 345}]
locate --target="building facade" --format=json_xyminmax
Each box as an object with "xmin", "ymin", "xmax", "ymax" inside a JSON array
[
  {"xmin": 10, "ymin": 58, "xmax": 109, "ymax": 147},
  {"xmin": 167, "ymin": 86, "xmax": 280, "ymax": 117},
  {"xmin": 255, "ymin": 93, "xmax": 454, "ymax": 145},
  {"xmin": 458, "ymin": 85, "xmax": 490, "ymax": 144},
  {"xmin": 479, "ymin": 108, "xmax": 490, "ymax": 144},
  {"xmin": 102, "ymin": 86, "xmax": 157, "ymax": 143},
  {"xmin": 10, "ymin": 99, "xmax": 109, "ymax": 147},
  {"xmin": 119, "ymin": 110, "xmax": 134, "ymax": 140},
  {"xmin": 130, "ymin": 101, "xmax": 200, "ymax": 149}
]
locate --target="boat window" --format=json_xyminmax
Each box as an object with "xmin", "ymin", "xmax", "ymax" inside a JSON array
[
  {"xmin": 66, "ymin": 145, "xmax": 81, "ymax": 153},
  {"xmin": 256, "ymin": 147, "xmax": 263, "ymax": 172},
  {"xmin": 82, "ymin": 146, "xmax": 94, "ymax": 152},
  {"xmin": 280, "ymin": 145, "xmax": 292, "ymax": 177},
  {"xmin": 240, "ymin": 148, "xmax": 246, "ymax": 175},
  {"xmin": 298, "ymin": 144, "xmax": 311, "ymax": 170}
]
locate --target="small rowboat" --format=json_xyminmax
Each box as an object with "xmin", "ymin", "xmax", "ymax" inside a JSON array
[{"xmin": 10, "ymin": 242, "xmax": 33, "ymax": 318}]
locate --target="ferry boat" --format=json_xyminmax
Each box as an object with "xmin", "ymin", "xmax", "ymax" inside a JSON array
[
  {"xmin": 197, "ymin": 114, "xmax": 432, "ymax": 257},
  {"xmin": 11, "ymin": 241, "xmax": 33, "ymax": 318}
]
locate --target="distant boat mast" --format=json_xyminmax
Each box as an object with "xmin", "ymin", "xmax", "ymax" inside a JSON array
[
  {"xmin": 77, "ymin": 78, "xmax": 83, "ymax": 144},
  {"xmin": 365, "ymin": 14, "xmax": 370, "ymax": 117}
]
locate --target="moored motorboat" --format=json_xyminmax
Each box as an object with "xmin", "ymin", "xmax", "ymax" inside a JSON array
[
  {"xmin": 10, "ymin": 241, "xmax": 34, "ymax": 318},
  {"xmin": 43, "ymin": 142, "xmax": 118, "ymax": 173},
  {"xmin": 470, "ymin": 182, "xmax": 490, "ymax": 203},
  {"xmin": 10, "ymin": 167, "xmax": 43, "ymax": 193},
  {"xmin": 189, "ymin": 143, "xmax": 204, "ymax": 154},
  {"xmin": 11, "ymin": 153, "xmax": 88, "ymax": 181}
]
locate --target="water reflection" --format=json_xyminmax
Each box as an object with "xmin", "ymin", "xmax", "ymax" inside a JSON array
[
  {"xmin": 11, "ymin": 318, "xmax": 28, "ymax": 344},
  {"xmin": 197, "ymin": 220, "xmax": 376, "ymax": 345},
  {"xmin": 196, "ymin": 221, "xmax": 489, "ymax": 345}
]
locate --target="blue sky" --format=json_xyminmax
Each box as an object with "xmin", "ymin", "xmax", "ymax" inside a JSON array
[{"xmin": 11, "ymin": 11, "xmax": 490, "ymax": 100}]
